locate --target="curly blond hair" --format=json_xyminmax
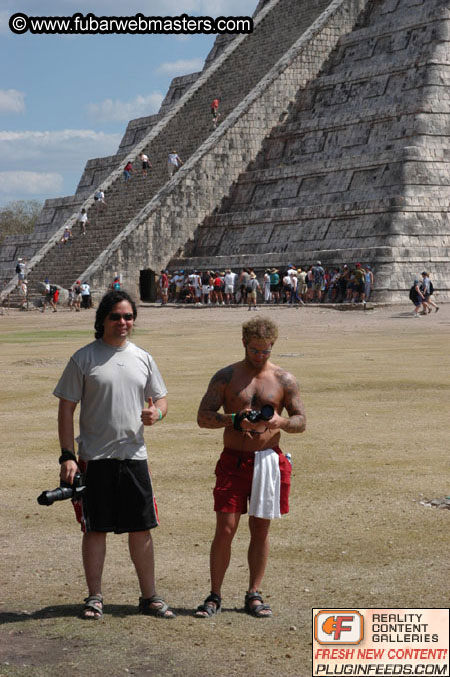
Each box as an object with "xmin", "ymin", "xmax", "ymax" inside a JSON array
[{"xmin": 242, "ymin": 316, "xmax": 278, "ymax": 345}]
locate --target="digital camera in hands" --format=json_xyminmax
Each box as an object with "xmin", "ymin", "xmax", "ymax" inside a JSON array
[
  {"xmin": 244, "ymin": 404, "xmax": 275, "ymax": 423},
  {"xmin": 234, "ymin": 404, "xmax": 274, "ymax": 431}
]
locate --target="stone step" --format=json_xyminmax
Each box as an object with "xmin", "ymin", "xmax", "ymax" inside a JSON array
[
  {"xmin": 203, "ymin": 202, "xmax": 450, "ymax": 239},
  {"xmin": 335, "ymin": 0, "xmax": 444, "ymax": 50},
  {"xmin": 170, "ymin": 244, "xmax": 450, "ymax": 282},
  {"xmin": 316, "ymin": 55, "xmax": 450, "ymax": 97},
  {"xmin": 274, "ymin": 93, "xmax": 447, "ymax": 138},
  {"xmin": 240, "ymin": 147, "xmax": 450, "ymax": 183},
  {"xmin": 327, "ymin": 8, "xmax": 445, "ymax": 74},
  {"xmin": 224, "ymin": 170, "xmax": 450, "ymax": 214}
]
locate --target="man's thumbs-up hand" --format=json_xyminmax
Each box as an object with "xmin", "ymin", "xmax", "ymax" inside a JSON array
[{"xmin": 141, "ymin": 397, "xmax": 158, "ymax": 426}]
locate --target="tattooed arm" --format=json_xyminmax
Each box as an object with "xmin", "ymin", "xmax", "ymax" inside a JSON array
[
  {"xmin": 197, "ymin": 366, "xmax": 234, "ymax": 429},
  {"xmin": 266, "ymin": 369, "xmax": 306, "ymax": 433}
]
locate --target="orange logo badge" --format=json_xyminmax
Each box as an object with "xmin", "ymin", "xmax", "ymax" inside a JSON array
[{"xmin": 314, "ymin": 610, "xmax": 364, "ymax": 645}]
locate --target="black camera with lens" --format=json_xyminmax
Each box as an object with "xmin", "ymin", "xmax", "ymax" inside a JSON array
[
  {"xmin": 234, "ymin": 404, "xmax": 274, "ymax": 431},
  {"xmin": 245, "ymin": 404, "xmax": 275, "ymax": 423},
  {"xmin": 37, "ymin": 472, "xmax": 86, "ymax": 506}
]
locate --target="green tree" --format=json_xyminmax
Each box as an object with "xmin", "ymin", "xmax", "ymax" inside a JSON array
[{"xmin": 0, "ymin": 200, "xmax": 42, "ymax": 247}]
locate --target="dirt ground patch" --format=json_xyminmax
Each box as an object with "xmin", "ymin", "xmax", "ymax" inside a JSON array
[{"xmin": 0, "ymin": 303, "xmax": 449, "ymax": 676}]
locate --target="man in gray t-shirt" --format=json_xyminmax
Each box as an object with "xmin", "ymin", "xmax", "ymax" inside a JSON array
[{"xmin": 53, "ymin": 290, "xmax": 175, "ymax": 620}]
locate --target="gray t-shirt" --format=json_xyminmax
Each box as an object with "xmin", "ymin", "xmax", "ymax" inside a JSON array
[{"xmin": 53, "ymin": 339, "xmax": 167, "ymax": 461}]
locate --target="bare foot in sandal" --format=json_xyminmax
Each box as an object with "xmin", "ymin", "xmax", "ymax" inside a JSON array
[
  {"xmin": 138, "ymin": 596, "xmax": 176, "ymax": 618},
  {"xmin": 194, "ymin": 592, "xmax": 222, "ymax": 618},
  {"xmin": 81, "ymin": 594, "xmax": 103, "ymax": 620},
  {"xmin": 245, "ymin": 591, "xmax": 272, "ymax": 618}
]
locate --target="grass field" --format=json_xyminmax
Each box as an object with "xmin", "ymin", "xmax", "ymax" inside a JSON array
[{"xmin": 0, "ymin": 303, "xmax": 449, "ymax": 676}]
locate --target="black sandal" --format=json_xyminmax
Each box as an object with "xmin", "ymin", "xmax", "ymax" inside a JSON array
[
  {"xmin": 138, "ymin": 595, "xmax": 176, "ymax": 619},
  {"xmin": 194, "ymin": 592, "xmax": 222, "ymax": 618},
  {"xmin": 81, "ymin": 594, "xmax": 103, "ymax": 620},
  {"xmin": 244, "ymin": 591, "xmax": 272, "ymax": 618}
]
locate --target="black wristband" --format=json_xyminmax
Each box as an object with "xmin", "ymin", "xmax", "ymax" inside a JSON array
[{"xmin": 59, "ymin": 448, "xmax": 77, "ymax": 464}]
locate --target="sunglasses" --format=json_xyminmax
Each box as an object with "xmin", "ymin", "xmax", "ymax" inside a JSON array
[
  {"xmin": 108, "ymin": 312, "xmax": 134, "ymax": 321},
  {"xmin": 247, "ymin": 347, "xmax": 272, "ymax": 356}
]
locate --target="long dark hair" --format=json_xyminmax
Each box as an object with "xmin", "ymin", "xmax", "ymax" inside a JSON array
[{"xmin": 95, "ymin": 290, "xmax": 137, "ymax": 339}]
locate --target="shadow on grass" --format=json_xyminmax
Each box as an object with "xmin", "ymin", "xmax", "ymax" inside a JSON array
[{"xmin": 0, "ymin": 603, "xmax": 197, "ymax": 624}]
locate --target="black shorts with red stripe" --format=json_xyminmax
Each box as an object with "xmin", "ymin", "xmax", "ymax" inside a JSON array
[{"xmin": 73, "ymin": 458, "xmax": 159, "ymax": 534}]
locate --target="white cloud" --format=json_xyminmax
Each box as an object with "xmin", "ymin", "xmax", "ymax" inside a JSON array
[
  {"xmin": 0, "ymin": 129, "xmax": 121, "ymax": 169},
  {"xmin": 86, "ymin": 93, "xmax": 164, "ymax": 123},
  {"xmin": 0, "ymin": 89, "xmax": 26, "ymax": 114},
  {"xmin": 0, "ymin": 129, "xmax": 122, "ymax": 204},
  {"xmin": 0, "ymin": 128, "xmax": 122, "ymax": 204},
  {"xmin": 156, "ymin": 57, "xmax": 204, "ymax": 77},
  {"xmin": 0, "ymin": 171, "xmax": 63, "ymax": 195}
]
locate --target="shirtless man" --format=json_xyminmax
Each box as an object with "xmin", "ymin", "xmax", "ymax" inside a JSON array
[{"xmin": 195, "ymin": 316, "xmax": 306, "ymax": 619}]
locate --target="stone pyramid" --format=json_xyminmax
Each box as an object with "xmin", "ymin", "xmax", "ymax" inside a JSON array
[
  {"xmin": 172, "ymin": 0, "xmax": 450, "ymax": 302},
  {"xmin": 2, "ymin": 0, "xmax": 449, "ymax": 303}
]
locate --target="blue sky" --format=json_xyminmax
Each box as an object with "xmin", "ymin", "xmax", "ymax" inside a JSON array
[{"xmin": 0, "ymin": 0, "xmax": 256, "ymax": 208}]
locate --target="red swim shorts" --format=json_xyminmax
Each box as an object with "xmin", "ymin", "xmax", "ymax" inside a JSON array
[{"xmin": 213, "ymin": 446, "xmax": 291, "ymax": 515}]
